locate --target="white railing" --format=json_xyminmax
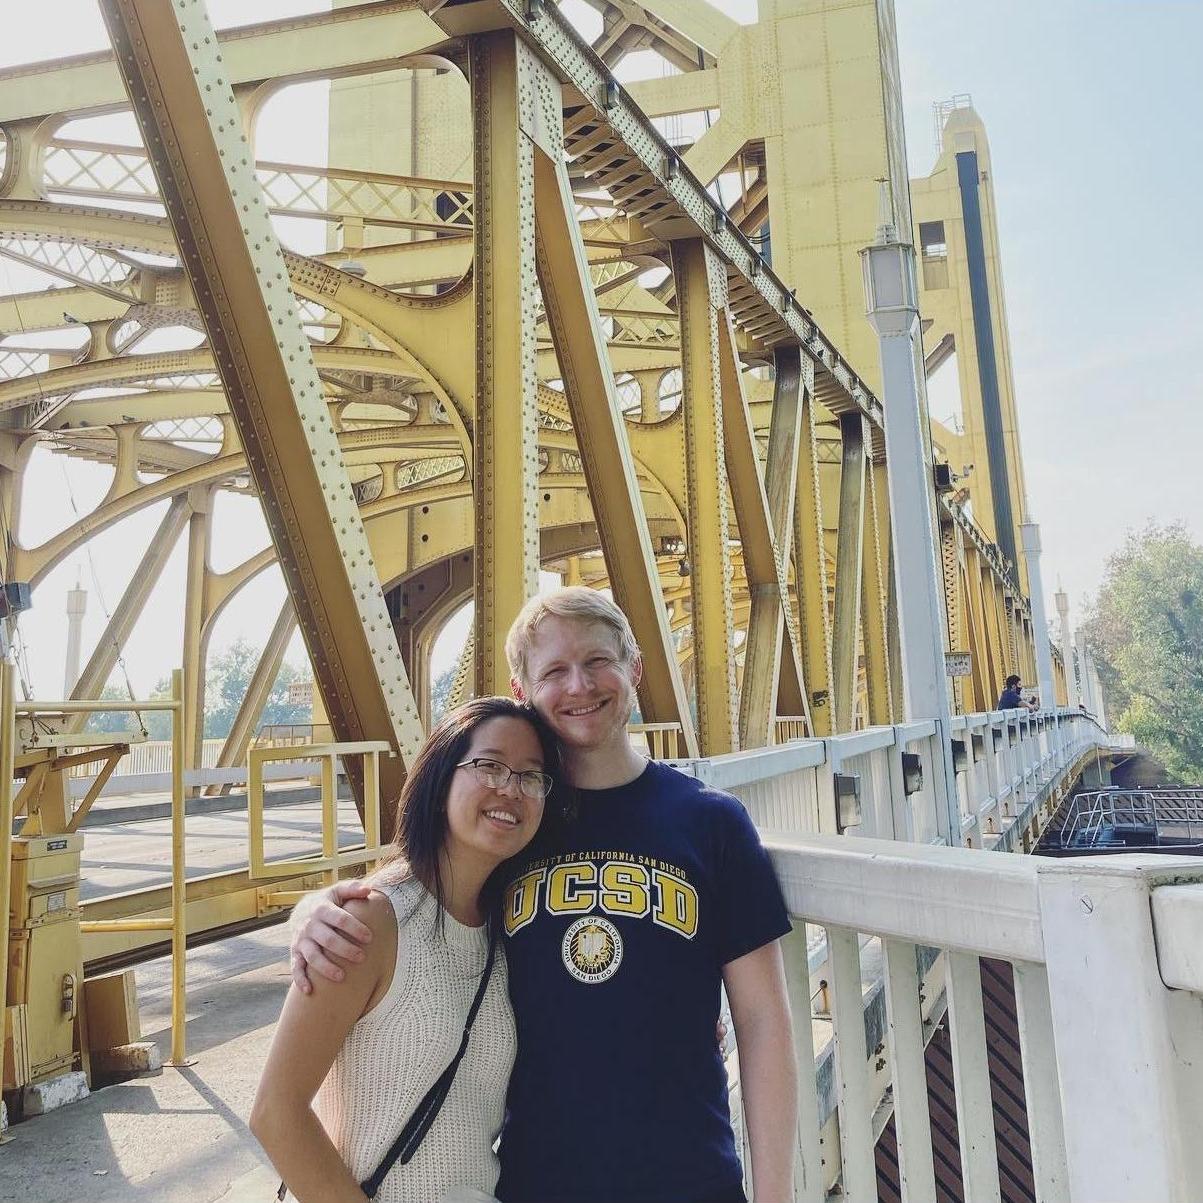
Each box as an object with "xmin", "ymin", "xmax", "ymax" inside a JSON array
[
  {"xmin": 66, "ymin": 737, "xmax": 224, "ymax": 779},
  {"xmin": 675, "ymin": 708, "xmax": 1103, "ymax": 852},
  {"xmin": 752, "ymin": 834, "xmax": 1203, "ymax": 1203},
  {"xmin": 660, "ymin": 708, "xmax": 1203, "ymax": 1201}
]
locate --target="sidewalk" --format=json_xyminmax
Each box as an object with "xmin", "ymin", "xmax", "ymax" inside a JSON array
[{"xmin": 1, "ymin": 928, "xmax": 290, "ymax": 1202}]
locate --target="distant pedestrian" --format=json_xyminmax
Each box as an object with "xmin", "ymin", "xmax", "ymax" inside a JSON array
[{"xmin": 998, "ymin": 674, "xmax": 1036, "ymax": 711}]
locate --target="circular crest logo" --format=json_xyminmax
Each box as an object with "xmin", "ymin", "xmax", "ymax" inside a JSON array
[{"xmin": 561, "ymin": 915, "xmax": 623, "ymax": 984}]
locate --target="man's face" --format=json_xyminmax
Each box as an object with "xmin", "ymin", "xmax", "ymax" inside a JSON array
[{"xmin": 514, "ymin": 615, "xmax": 642, "ymax": 753}]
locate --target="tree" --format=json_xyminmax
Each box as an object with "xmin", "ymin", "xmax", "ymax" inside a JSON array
[
  {"xmin": 202, "ymin": 638, "xmax": 309, "ymax": 739},
  {"xmin": 85, "ymin": 683, "xmax": 151, "ymax": 737},
  {"xmin": 429, "ymin": 663, "xmax": 458, "ymax": 723},
  {"xmin": 1083, "ymin": 523, "xmax": 1203, "ymax": 782}
]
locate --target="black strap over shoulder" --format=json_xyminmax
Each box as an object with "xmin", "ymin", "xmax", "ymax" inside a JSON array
[
  {"xmin": 359, "ymin": 925, "xmax": 498, "ymax": 1198},
  {"xmin": 275, "ymin": 925, "xmax": 499, "ymax": 1203}
]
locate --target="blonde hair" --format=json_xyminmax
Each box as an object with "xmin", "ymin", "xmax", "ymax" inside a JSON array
[{"xmin": 505, "ymin": 587, "xmax": 639, "ymax": 687}]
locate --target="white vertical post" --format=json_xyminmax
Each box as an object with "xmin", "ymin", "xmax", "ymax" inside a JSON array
[
  {"xmin": 63, "ymin": 577, "xmax": 87, "ymax": 697},
  {"xmin": 826, "ymin": 927, "xmax": 876, "ymax": 1203},
  {"xmin": 781, "ymin": 922, "xmax": 824, "ymax": 1203},
  {"xmin": 861, "ymin": 223, "xmax": 960, "ymax": 846},
  {"xmin": 1019, "ymin": 522, "xmax": 1055, "ymax": 710},
  {"xmin": 1011, "ymin": 962, "xmax": 1070, "ymax": 1203},
  {"xmin": 1075, "ymin": 630, "xmax": 1096, "ymax": 717},
  {"xmin": 1054, "ymin": 589, "xmax": 1078, "ymax": 708},
  {"xmin": 1037, "ymin": 858, "xmax": 1203, "ymax": 1202},
  {"xmin": 882, "ymin": 939, "xmax": 937, "ymax": 1203},
  {"xmin": 946, "ymin": 952, "xmax": 1002, "ymax": 1203}
]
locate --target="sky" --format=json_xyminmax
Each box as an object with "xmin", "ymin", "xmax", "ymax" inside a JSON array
[{"xmin": 2, "ymin": 0, "xmax": 1200, "ymax": 699}]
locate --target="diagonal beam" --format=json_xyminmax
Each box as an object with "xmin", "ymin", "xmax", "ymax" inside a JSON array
[
  {"xmin": 470, "ymin": 32, "xmax": 541, "ymax": 693},
  {"xmin": 208, "ymin": 600, "xmax": 297, "ymax": 797},
  {"xmin": 98, "ymin": 0, "xmax": 424, "ymax": 813},
  {"xmin": 533, "ymin": 138, "xmax": 697, "ymax": 755},
  {"xmin": 64, "ymin": 494, "xmax": 190, "ymax": 734},
  {"xmin": 718, "ymin": 323, "xmax": 811, "ymax": 748},
  {"xmin": 628, "ymin": 0, "xmax": 740, "ymax": 57},
  {"xmin": 832, "ymin": 412, "xmax": 867, "ymax": 732}
]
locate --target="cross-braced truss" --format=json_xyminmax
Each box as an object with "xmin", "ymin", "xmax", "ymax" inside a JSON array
[{"xmin": 0, "ymin": 0, "xmax": 1062, "ymax": 813}]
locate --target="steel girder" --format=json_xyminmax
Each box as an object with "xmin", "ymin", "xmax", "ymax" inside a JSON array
[
  {"xmin": 533, "ymin": 83, "xmax": 697, "ymax": 752},
  {"xmin": 98, "ymin": 0, "xmax": 428, "ymax": 811}
]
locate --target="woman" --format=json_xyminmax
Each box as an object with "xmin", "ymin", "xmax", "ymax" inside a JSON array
[{"xmin": 251, "ymin": 696, "xmax": 564, "ymax": 1203}]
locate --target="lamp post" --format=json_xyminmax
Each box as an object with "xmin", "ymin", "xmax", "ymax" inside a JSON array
[
  {"xmin": 1055, "ymin": 588, "xmax": 1079, "ymax": 708},
  {"xmin": 1019, "ymin": 521, "xmax": 1055, "ymax": 709},
  {"xmin": 861, "ymin": 211, "xmax": 962, "ymax": 845}
]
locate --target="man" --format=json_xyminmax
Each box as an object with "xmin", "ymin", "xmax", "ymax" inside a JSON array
[
  {"xmin": 997, "ymin": 673, "xmax": 1037, "ymax": 712},
  {"xmin": 290, "ymin": 587, "xmax": 797, "ymax": 1203}
]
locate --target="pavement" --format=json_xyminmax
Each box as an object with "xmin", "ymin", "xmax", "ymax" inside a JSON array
[
  {"xmin": 0, "ymin": 795, "xmax": 370, "ymax": 1202},
  {"xmin": 1, "ymin": 926, "xmax": 289, "ymax": 1203}
]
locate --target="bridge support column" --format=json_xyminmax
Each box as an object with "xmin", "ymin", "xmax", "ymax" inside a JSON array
[
  {"xmin": 793, "ymin": 390, "xmax": 833, "ymax": 734},
  {"xmin": 722, "ymin": 333, "xmax": 811, "ymax": 748},
  {"xmin": 861, "ymin": 227, "xmax": 960, "ymax": 843},
  {"xmin": 861, "ymin": 459, "xmax": 893, "ymax": 726},
  {"xmin": 469, "ymin": 31, "xmax": 541, "ymax": 694},
  {"xmin": 533, "ymin": 131, "xmax": 696, "ymax": 755},
  {"xmin": 181, "ymin": 488, "xmax": 213, "ymax": 790},
  {"xmin": 674, "ymin": 238, "xmax": 737, "ymax": 754},
  {"xmin": 99, "ymin": 0, "xmax": 426, "ymax": 823},
  {"xmin": 831, "ymin": 412, "xmax": 866, "ymax": 733}
]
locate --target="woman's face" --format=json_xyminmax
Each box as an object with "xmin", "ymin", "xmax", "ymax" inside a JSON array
[{"xmin": 444, "ymin": 715, "xmax": 548, "ymax": 867}]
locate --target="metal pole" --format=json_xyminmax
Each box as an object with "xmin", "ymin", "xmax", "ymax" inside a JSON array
[
  {"xmin": 1053, "ymin": 589, "xmax": 1082, "ymax": 707},
  {"xmin": 860, "ymin": 225, "xmax": 961, "ymax": 844},
  {"xmin": 168, "ymin": 667, "xmax": 189, "ymax": 1066},
  {"xmin": 1019, "ymin": 521, "xmax": 1055, "ymax": 709}
]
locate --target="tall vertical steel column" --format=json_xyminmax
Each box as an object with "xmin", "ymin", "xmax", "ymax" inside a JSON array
[
  {"xmin": 831, "ymin": 412, "xmax": 867, "ymax": 733},
  {"xmin": 470, "ymin": 31, "xmax": 541, "ymax": 694},
  {"xmin": 862, "ymin": 227, "xmax": 960, "ymax": 843},
  {"xmin": 674, "ymin": 239, "xmax": 737, "ymax": 755}
]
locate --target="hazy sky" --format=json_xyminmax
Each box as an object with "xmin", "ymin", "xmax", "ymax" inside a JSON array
[{"xmin": 2, "ymin": 0, "xmax": 1199, "ymax": 698}]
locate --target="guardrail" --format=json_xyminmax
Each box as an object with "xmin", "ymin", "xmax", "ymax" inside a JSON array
[
  {"xmin": 675, "ymin": 708, "xmax": 1104, "ymax": 853},
  {"xmin": 246, "ymin": 740, "xmax": 392, "ymax": 910},
  {"xmin": 1062, "ymin": 787, "xmax": 1203, "ymax": 848},
  {"xmin": 655, "ymin": 708, "xmax": 1145, "ymax": 1200},
  {"xmin": 1, "ymin": 666, "xmax": 191, "ymax": 1067},
  {"xmin": 758, "ymin": 834, "xmax": 1203, "ymax": 1202}
]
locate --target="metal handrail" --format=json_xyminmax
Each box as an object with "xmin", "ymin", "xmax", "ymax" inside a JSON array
[{"xmin": 1063, "ymin": 788, "xmax": 1203, "ymax": 848}]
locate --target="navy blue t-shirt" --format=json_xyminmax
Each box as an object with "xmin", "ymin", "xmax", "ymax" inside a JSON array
[
  {"xmin": 998, "ymin": 687, "xmax": 1024, "ymax": 709},
  {"xmin": 496, "ymin": 759, "xmax": 791, "ymax": 1203}
]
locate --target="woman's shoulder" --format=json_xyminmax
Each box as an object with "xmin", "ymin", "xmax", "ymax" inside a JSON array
[{"xmin": 343, "ymin": 888, "xmax": 400, "ymax": 934}]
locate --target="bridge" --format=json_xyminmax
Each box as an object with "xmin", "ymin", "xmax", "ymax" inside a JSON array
[{"xmin": 0, "ymin": 2, "xmax": 1196, "ymax": 1202}]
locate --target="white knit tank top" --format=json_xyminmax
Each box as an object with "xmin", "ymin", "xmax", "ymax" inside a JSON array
[{"xmin": 310, "ymin": 878, "xmax": 515, "ymax": 1203}]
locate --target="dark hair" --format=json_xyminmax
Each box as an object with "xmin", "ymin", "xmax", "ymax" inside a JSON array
[
  {"xmin": 376, "ymin": 696, "xmax": 569, "ymax": 933},
  {"xmin": 1005, "ymin": 674, "xmax": 1022, "ymax": 689}
]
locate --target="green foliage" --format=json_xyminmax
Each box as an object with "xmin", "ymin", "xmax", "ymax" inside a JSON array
[
  {"xmin": 429, "ymin": 663, "xmax": 457, "ymax": 723},
  {"xmin": 84, "ymin": 683, "xmax": 150, "ymax": 737},
  {"xmin": 84, "ymin": 640, "xmax": 310, "ymax": 743},
  {"xmin": 1084, "ymin": 523, "xmax": 1203, "ymax": 782},
  {"xmin": 202, "ymin": 638, "xmax": 309, "ymax": 739}
]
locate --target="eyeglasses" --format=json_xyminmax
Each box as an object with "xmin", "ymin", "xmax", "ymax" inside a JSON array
[{"xmin": 456, "ymin": 758, "xmax": 554, "ymax": 801}]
